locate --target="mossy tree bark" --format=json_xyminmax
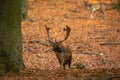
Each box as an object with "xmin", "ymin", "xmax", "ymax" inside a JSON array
[{"xmin": 0, "ymin": 0, "xmax": 25, "ymax": 75}]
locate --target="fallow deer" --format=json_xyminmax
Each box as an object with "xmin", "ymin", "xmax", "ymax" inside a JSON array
[
  {"xmin": 83, "ymin": 0, "xmax": 106, "ymax": 19},
  {"xmin": 45, "ymin": 26, "xmax": 72, "ymax": 70}
]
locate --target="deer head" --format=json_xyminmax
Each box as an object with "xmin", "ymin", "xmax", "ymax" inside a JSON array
[
  {"xmin": 45, "ymin": 26, "xmax": 71, "ymax": 52},
  {"xmin": 83, "ymin": 0, "xmax": 106, "ymax": 19}
]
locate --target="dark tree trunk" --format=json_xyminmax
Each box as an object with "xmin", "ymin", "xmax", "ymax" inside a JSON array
[
  {"xmin": 113, "ymin": 0, "xmax": 120, "ymax": 10},
  {"xmin": 0, "ymin": 0, "xmax": 25, "ymax": 75}
]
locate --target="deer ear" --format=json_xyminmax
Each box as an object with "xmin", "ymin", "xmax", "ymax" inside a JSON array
[{"xmin": 58, "ymin": 41, "xmax": 62, "ymax": 45}]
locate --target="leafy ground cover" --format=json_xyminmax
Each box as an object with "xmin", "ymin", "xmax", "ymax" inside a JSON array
[{"xmin": 1, "ymin": 0, "xmax": 120, "ymax": 80}]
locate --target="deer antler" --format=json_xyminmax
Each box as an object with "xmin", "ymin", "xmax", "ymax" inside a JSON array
[
  {"xmin": 58, "ymin": 25, "xmax": 71, "ymax": 43},
  {"xmin": 45, "ymin": 26, "xmax": 54, "ymax": 44}
]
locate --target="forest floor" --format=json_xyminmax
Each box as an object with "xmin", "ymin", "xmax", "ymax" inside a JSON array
[{"xmin": 1, "ymin": 0, "xmax": 120, "ymax": 80}]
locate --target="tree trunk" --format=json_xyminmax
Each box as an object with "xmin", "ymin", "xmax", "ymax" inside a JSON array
[
  {"xmin": 114, "ymin": 0, "xmax": 120, "ymax": 10},
  {"xmin": 0, "ymin": 0, "xmax": 25, "ymax": 75},
  {"xmin": 21, "ymin": 0, "xmax": 35, "ymax": 21},
  {"xmin": 21, "ymin": 0, "xmax": 29, "ymax": 20}
]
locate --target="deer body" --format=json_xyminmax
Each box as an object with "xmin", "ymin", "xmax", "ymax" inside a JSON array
[
  {"xmin": 53, "ymin": 45, "xmax": 72, "ymax": 70},
  {"xmin": 45, "ymin": 26, "xmax": 72, "ymax": 70},
  {"xmin": 84, "ymin": 0, "xmax": 106, "ymax": 19}
]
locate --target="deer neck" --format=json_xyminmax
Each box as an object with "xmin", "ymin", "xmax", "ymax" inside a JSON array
[
  {"xmin": 84, "ymin": 1, "xmax": 91, "ymax": 9},
  {"xmin": 53, "ymin": 46, "xmax": 64, "ymax": 53}
]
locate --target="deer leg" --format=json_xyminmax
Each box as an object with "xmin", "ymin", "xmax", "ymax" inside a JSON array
[
  {"xmin": 68, "ymin": 60, "xmax": 71, "ymax": 69},
  {"xmin": 90, "ymin": 13, "xmax": 94, "ymax": 19},
  {"xmin": 60, "ymin": 61, "xmax": 64, "ymax": 70},
  {"xmin": 99, "ymin": 9, "xmax": 105, "ymax": 19},
  {"xmin": 101, "ymin": 10, "xmax": 105, "ymax": 19},
  {"xmin": 90, "ymin": 10, "xmax": 95, "ymax": 19},
  {"xmin": 63, "ymin": 63, "xmax": 66, "ymax": 70}
]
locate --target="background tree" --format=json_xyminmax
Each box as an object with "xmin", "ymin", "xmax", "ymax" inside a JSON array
[
  {"xmin": 21, "ymin": 0, "xmax": 29, "ymax": 20},
  {"xmin": 0, "ymin": 0, "xmax": 25, "ymax": 75},
  {"xmin": 22, "ymin": 0, "xmax": 35, "ymax": 21},
  {"xmin": 113, "ymin": 0, "xmax": 120, "ymax": 10}
]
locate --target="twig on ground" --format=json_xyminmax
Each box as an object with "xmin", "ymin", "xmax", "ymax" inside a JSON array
[
  {"xmin": 23, "ymin": 40, "xmax": 49, "ymax": 46},
  {"xmin": 80, "ymin": 51, "xmax": 104, "ymax": 56},
  {"xmin": 100, "ymin": 42, "xmax": 120, "ymax": 45}
]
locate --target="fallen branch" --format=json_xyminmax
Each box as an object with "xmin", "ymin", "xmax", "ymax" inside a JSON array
[
  {"xmin": 23, "ymin": 40, "xmax": 50, "ymax": 47},
  {"xmin": 80, "ymin": 51, "xmax": 104, "ymax": 56},
  {"xmin": 117, "ymin": 29, "xmax": 120, "ymax": 32},
  {"xmin": 80, "ymin": 51, "xmax": 103, "ymax": 56},
  {"xmin": 100, "ymin": 42, "xmax": 120, "ymax": 45}
]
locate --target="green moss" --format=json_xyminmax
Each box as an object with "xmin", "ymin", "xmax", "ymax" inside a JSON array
[
  {"xmin": 6, "ymin": 62, "xmax": 19, "ymax": 72},
  {"xmin": 0, "ymin": 57, "xmax": 7, "ymax": 75},
  {"xmin": 0, "ymin": 50, "xmax": 19, "ymax": 74}
]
